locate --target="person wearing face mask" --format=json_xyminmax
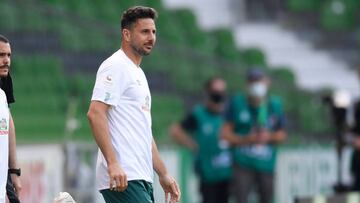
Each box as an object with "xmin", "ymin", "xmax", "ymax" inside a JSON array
[
  {"xmin": 221, "ymin": 68, "xmax": 286, "ymax": 203},
  {"xmin": 170, "ymin": 77, "xmax": 232, "ymax": 203}
]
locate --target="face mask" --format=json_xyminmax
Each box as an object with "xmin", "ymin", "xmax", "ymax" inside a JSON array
[
  {"xmin": 249, "ymin": 82, "xmax": 267, "ymax": 98},
  {"xmin": 208, "ymin": 92, "xmax": 226, "ymax": 104}
]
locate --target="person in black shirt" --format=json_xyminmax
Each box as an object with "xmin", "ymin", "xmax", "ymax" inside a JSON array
[{"xmin": 170, "ymin": 77, "xmax": 232, "ymax": 203}]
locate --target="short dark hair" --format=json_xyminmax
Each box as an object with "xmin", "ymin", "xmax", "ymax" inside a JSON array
[
  {"xmin": 246, "ymin": 68, "xmax": 266, "ymax": 82},
  {"xmin": 121, "ymin": 6, "xmax": 157, "ymax": 30},
  {"xmin": 204, "ymin": 76, "xmax": 224, "ymax": 92},
  {"xmin": 0, "ymin": 34, "xmax": 9, "ymax": 43}
]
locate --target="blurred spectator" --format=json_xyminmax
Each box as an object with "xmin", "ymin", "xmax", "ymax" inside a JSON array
[
  {"xmin": 222, "ymin": 68, "xmax": 287, "ymax": 203},
  {"xmin": 351, "ymin": 100, "xmax": 360, "ymax": 191},
  {"xmin": 170, "ymin": 77, "xmax": 232, "ymax": 203},
  {"xmin": 0, "ymin": 34, "xmax": 21, "ymax": 203}
]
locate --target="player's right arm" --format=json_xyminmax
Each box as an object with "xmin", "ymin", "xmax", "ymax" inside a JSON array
[{"xmin": 87, "ymin": 101, "xmax": 127, "ymax": 191}]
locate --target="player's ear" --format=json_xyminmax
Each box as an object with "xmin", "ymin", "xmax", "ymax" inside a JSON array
[{"xmin": 122, "ymin": 29, "xmax": 131, "ymax": 42}]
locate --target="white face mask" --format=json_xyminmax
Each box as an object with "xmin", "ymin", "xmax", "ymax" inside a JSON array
[{"xmin": 249, "ymin": 82, "xmax": 267, "ymax": 98}]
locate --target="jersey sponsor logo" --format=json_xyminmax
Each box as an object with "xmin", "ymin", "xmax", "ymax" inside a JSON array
[
  {"xmin": 136, "ymin": 79, "xmax": 142, "ymax": 86},
  {"xmin": 0, "ymin": 130, "xmax": 9, "ymax": 135}
]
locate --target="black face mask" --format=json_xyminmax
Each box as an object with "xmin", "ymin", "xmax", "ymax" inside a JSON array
[{"xmin": 208, "ymin": 92, "xmax": 226, "ymax": 104}]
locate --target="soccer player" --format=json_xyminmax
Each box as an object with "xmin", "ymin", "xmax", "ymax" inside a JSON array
[
  {"xmin": 0, "ymin": 34, "xmax": 21, "ymax": 203},
  {"xmin": 170, "ymin": 77, "xmax": 232, "ymax": 203},
  {"xmin": 87, "ymin": 6, "xmax": 180, "ymax": 203},
  {"xmin": 222, "ymin": 69, "xmax": 286, "ymax": 203}
]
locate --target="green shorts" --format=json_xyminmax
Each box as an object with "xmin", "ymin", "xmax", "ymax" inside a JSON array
[{"xmin": 100, "ymin": 180, "xmax": 154, "ymax": 203}]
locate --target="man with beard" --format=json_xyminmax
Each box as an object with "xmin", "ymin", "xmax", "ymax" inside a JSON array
[
  {"xmin": 87, "ymin": 6, "xmax": 180, "ymax": 203},
  {"xmin": 0, "ymin": 34, "xmax": 21, "ymax": 203}
]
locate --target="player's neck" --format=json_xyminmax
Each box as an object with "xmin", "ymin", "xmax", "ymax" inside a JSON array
[{"xmin": 121, "ymin": 45, "xmax": 142, "ymax": 67}]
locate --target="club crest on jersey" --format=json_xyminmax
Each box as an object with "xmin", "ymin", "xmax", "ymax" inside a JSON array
[
  {"xmin": 0, "ymin": 118, "xmax": 7, "ymax": 130},
  {"xmin": 0, "ymin": 118, "xmax": 8, "ymax": 135}
]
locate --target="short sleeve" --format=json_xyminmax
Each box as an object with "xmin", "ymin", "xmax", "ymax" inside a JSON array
[
  {"xmin": 180, "ymin": 112, "xmax": 198, "ymax": 132},
  {"xmin": 0, "ymin": 74, "xmax": 15, "ymax": 105},
  {"xmin": 91, "ymin": 63, "xmax": 126, "ymax": 106}
]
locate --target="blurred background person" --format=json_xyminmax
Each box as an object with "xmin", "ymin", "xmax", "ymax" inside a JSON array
[
  {"xmin": 0, "ymin": 34, "xmax": 21, "ymax": 203},
  {"xmin": 222, "ymin": 68, "xmax": 287, "ymax": 203},
  {"xmin": 170, "ymin": 77, "xmax": 232, "ymax": 203}
]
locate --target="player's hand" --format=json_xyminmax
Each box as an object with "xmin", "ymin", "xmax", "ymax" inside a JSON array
[
  {"xmin": 108, "ymin": 163, "xmax": 127, "ymax": 192},
  {"xmin": 256, "ymin": 129, "xmax": 271, "ymax": 144},
  {"xmin": 159, "ymin": 174, "xmax": 180, "ymax": 203},
  {"xmin": 10, "ymin": 174, "xmax": 22, "ymax": 195},
  {"xmin": 244, "ymin": 133, "xmax": 258, "ymax": 145}
]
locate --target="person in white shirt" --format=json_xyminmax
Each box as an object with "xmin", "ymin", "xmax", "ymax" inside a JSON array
[
  {"xmin": 0, "ymin": 35, "xmax": 20, "ymax": 203},
  {"xmin": 87, "ymin": 6, "xmax": 180, "ymax": 203},
  {"xmin": 0, "ymin": 88, "xmax": 9, "ymax": 203}
]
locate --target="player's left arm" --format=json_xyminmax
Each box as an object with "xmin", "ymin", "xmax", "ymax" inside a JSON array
[
  {"xmin": 152, "ymin": 138, "xmax": 181, "ymax": 203},
  {"xmin": 8, "ymin": 113, "xmax": 22, "ymax": 194}
]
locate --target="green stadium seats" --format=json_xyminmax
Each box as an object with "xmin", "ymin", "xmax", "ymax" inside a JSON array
[
  {"xmin": 0, "ymin": 0, "xmax": 335, "ymax": 142},
  {"xmin": 320, "ymin": 0, "xmax": 357, "ymax": 31},
  {"xmin": 151, "ymin": 94, "xmax": 184, "ymax": 142},
  {"xmin": 211, "ymin": 29, "xmax": 241, "ymax": 62},
  {"xmin": 171, "ymin": 9, "xmax": 215, "ymax": 54},
  {"xmin": 0, "ymin": 2, "xmax": 20, "ymax": 31},
  {"xmin": 287, "ymin": 0, "xmax": 321, "ymax": 12},
  {"xmin": 241, "ymin": 48, "xmax": 266, "ymax": 66},
  {"xmin": 10, "ymin": 56, "xmax": 68, "ymax": 142}
]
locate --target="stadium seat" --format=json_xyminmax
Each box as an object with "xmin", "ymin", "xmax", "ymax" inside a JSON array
[
  {"xmin": 287, "ymin": 0, "xmax": 321, "ymax": 12},
  {"xmin": 320, "ymin": 0, "xmax": 357, "ymax": 31}
]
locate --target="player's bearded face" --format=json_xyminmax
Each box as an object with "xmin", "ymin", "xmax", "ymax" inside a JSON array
[
  {"xmin": 129, "ymin": 18, "xmax": 156, "ymax": 56},
  {"xmin": 0, "ymin": 42, "xmax": 11, "ymax": 78}
]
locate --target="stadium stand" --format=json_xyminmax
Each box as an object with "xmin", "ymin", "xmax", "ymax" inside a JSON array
[{"xmin": 0, "ymin": 0, "xmax": 338, "ymax": 143}]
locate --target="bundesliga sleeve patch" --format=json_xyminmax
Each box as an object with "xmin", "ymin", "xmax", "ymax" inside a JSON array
[{"xmin": 103, "ymin": 75, "xmax": 113, "ymax": 85}]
